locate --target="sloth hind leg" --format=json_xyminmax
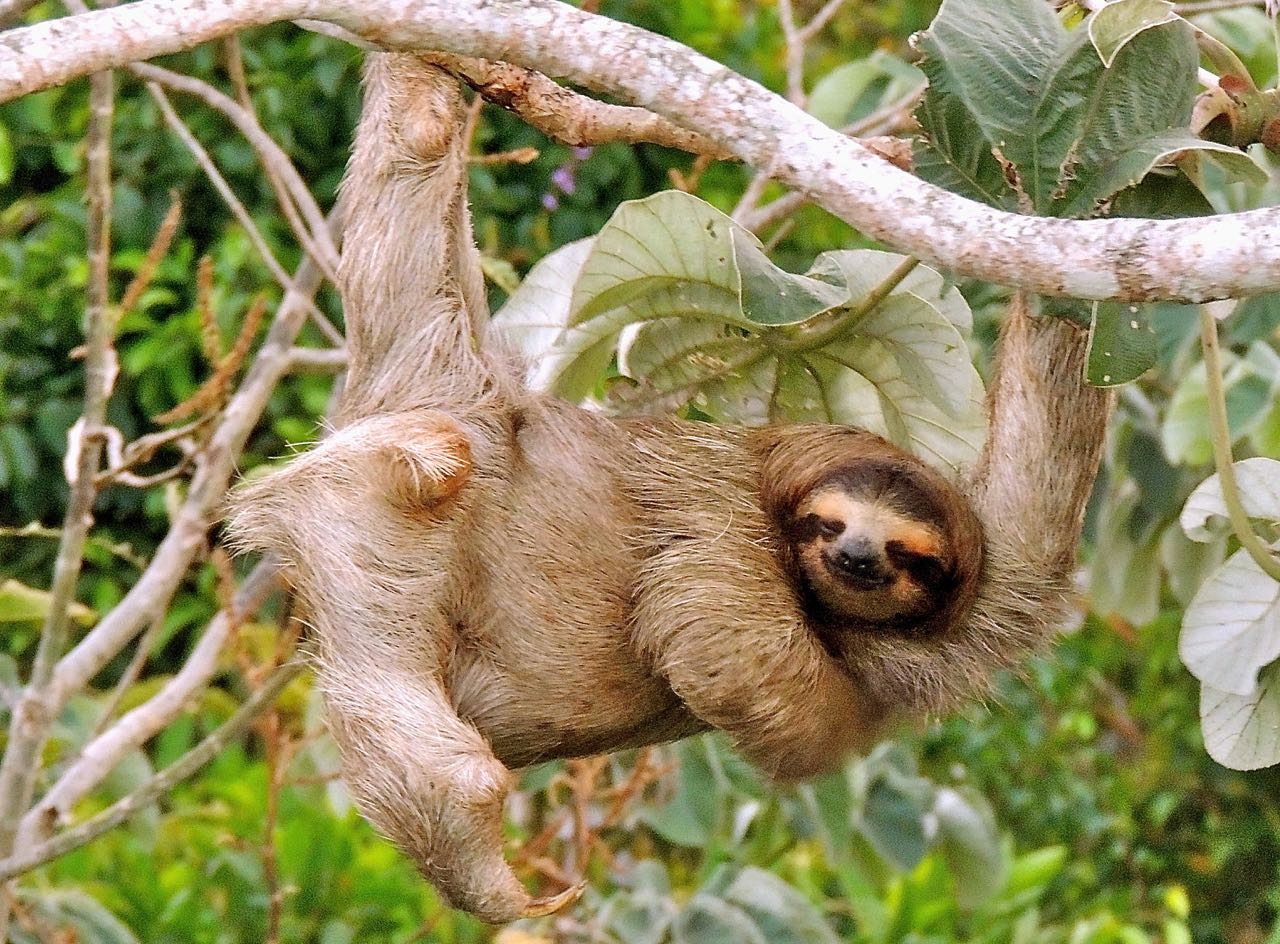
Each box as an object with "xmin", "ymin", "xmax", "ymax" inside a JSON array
[{"xmin": 319, "ymin": 660, "xmax": 582, "ymax": 923}]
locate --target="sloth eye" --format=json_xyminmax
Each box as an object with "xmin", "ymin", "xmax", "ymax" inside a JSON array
[{"xmin": 819, "ymin": 519, "xmax": 844, "ymax": 538}]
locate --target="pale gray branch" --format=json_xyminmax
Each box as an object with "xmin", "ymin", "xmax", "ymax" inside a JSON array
[
  {"xmin": 145, "ymin": 83, "xmax": 344, "ymax": 346},
  {"xmin": 1, "ymin": 0, "xmax": 1272, "ymax": 301},
  {"xmin": 128, "ymin": 61, "xmax": 340, "ymax": 279},
  {"xmin": 0, "ymin": 68, "xmax": 115, "ymax": 867},
  {"xmin": 47, "ymin": 206, "xmax": 340, "ymax": 714},
  {"xmin": 0, "ymin": 661, "xmax": 303, "ymax": 883},
  {"xmin": 15, "ymin": 563, "xmax": 280, "ymax": 849}
]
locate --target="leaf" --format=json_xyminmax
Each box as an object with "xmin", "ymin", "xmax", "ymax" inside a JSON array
[
  {"xmin": 814, "ymin": 337, "xmax": 986, "ymax": 472},
  {"xmin": 807, "ymin": 52, "xmax": 926, "ymax": 129},
  {"xmin": 0, "ymin": 578, "xmax": 96, "ymax": 626},
  {"xmin": 1181, "ymin": 548, "xmax": 1280, "ymax": 696},
  {"xmin": 570, "ymin": 191, "xmax": 749, "ymax": 327},
  {"xmin": 490, "ymin": 238, "xmax": 600, "ymax": 398},
  {"xmin": 1088, "ymin": 0, "xmax": 1179, "ymax": 67},
  {"xmin": 1200, "ymin": 662, "xmax": 1280, "ymax": 770},
  {"xmin": 1181, "ymin": 457, "xmax": 1280, "ymax": 541},
  {"xmin": 1052, "ymin": 24, "xmax": 1202, "ymax": 217},
  {"xmin": 1162, "ymin": 359, "xmax": 1273, "ymax": 465},
  {"xmin": 912, "ymin": 0, "xmax": 1071, "ymax": 210},
  {"xmin": 719, "ymin": 867, "xmax": 841, "ymax": 944},
  {"xmin": 735, "ymin": 233, "xmax": 851, "ymax": 326},
  {"xmin": 932, "ymin": 786, "xmax": 1007, "ymax": 908},
  {"xmin": 673, "ymin": 895, "xmax": 769, "ymax": 944},
  {"xmin": 851, "ymin": 752, "xmax": 934, "ymax": 872},
  {"xmin": 1087, "ymin": 301, "xmax": 1156, "ymax": 386},
  {"xmin": 1058, "ymin": 130, "xmax": 1266, "ymax": 219}
]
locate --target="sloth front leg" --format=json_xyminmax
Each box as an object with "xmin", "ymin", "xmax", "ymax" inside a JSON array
[{"xmin": 632, "ymin": 546, "xmax": 889, "ymax": 782}]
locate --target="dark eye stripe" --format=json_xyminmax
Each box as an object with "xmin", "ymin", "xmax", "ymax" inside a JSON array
[{"xmin": 885, "ymin": 540, "xmax": 950, "ymax": 587}]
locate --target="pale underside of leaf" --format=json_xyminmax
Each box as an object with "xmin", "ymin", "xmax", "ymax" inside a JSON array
[
  {"xmin": 1200, "ymin": 662, "xmax": 1280, "ymax": 771},
  {"xmin": 1181, "ymin": 548, "xmax": 1280, "ymax": 695}
]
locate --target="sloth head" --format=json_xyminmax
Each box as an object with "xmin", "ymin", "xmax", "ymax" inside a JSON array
[{"xmin": 760, "ymin": 428, "xmax": 984, "ymax": 637}]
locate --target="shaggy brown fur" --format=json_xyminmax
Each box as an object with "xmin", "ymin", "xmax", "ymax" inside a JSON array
[{"xmin": 226, "ymin": 55, "xmax": 1112, "ymax": 923}]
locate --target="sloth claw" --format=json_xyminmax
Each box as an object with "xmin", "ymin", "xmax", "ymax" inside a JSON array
[{"xmin": 520, "ymin": 880, "xmax": 586, "ymax": 918}]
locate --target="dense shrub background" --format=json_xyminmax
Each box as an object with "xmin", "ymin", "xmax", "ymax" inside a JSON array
[{"xmin": 2, "ymin": 2, "xmax": 1279, "ymax": 942}]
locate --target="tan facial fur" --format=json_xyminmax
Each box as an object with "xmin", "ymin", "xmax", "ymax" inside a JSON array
[{"xmin": 793, "ymin": 487, "xmax": 949, "ymax": 625}]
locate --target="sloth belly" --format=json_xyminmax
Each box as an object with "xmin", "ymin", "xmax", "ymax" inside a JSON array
[{"xmin": 444, "ymin": 401, "xmax": 705, "ymax": 769}]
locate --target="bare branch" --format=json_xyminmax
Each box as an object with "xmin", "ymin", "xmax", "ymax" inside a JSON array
[
  {"xmin": 47, "ymin": 205, "xmax": 340, "ymax": 716},
  {"xmin": 9, "ymin": 0, "xmax": 1240, "ymax": 300},
  {"xmin": 0, "ymin": 661, "xmax": 303, "ymax": 883},
  {"xmin": 424, "ymin": 51, "xmax": 733, "ymax": 159},
  {"xmin": 128, "ymin": 61, "xmax": 340, "ymax": 280},
  {"xmin": 0, "ymin": 68, "xmax": 116, "ymax": 865},
  {"xmin": 145, "ymin": 83, "xmax": 344, "ymax": 347},
  {"xmin": 15, "ymin": 561, "xmax": 280, "ymax": 848},
  {"xmin": 286, "ymin": 346, "xmax": 348, "ymax": 373}
]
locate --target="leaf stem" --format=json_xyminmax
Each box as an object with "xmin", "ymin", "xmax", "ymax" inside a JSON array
[
  {"xmin": 774, "ymin": 255, "xmax": 921, "ymax": 353},
  {"xmin": 1197, "ymin": 305, "xmax": 1280, "ymax": 581}
]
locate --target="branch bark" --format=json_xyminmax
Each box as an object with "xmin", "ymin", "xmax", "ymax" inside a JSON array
[{"xmin": 1, "ymin": 0, "xmax": 1278, "ymax": 302}]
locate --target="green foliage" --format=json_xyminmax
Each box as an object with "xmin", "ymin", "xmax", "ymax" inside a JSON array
[
  {"xmin": 4, "ymin": 0, "xmax": 1280, "ymax": 942},
  {"xmin": 494, "ymin": 192, "xmax": 984, "ymax": 469}
]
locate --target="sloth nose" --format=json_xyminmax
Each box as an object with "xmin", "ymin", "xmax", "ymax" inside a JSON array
[{"xmin": 832, "ymin": 538, "xmax": 883, "ymax": 579}]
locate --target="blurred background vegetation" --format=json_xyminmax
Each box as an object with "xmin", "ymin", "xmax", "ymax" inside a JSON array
[{"xmin": 2, "ymin": 1, "xmax": 1280, "ymax": 942}]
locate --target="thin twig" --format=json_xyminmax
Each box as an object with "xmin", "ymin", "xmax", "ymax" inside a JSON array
[
  {"xmin": 777, "ymin": 0, "xmax": 806, "ymax": 107},
  {"xmin": 0, "ymin": 66, "xmax": 115, "ymax": 939},
  {"xmin": 15, "ymin": 561, "xmax": 280, "ymax": 848},
  {"xmin": 1197, "ymin": 305, "xmax": 1280, "ymax": 581},
  {"xmin": 128, "ymin": 62, "xmax": 339, "ymax": 281},
  {"xmin": 145, "ymin": 82, "xmax": 344, "ymax": 347},
  {"xmin": 0, "ymin": 0, "xmax": 40, "ymax": 27}
]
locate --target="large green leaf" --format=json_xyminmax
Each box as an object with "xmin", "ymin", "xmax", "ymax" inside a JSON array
[
  {"xmin": 1200, "ymin": 662, "xmax": 1280, "ymax": 770},
  {"xmin": 807, "ymin": 51, "xmax": 926, "ymax": 129},
  {"xmin": 1088, "ymin": 0, "xmax": 1179, "ymax": 67},
  {"xmin": 932, "ymin": 786, "xmax": 1006, "ymax": 908},
  {"xmin": 715, "ymin": 867, "xmax": 842, "ymax": 944},
  {"xmin": 913, "ymin": 0, "xmax": 1070, "ymax": 210},
  {"xmin": 1180, "ymin": 548, "xmax": 1280, "ymax": 696},
  {"xmin": 1181, "ymin": 457, "xmax": 1280, "ymax": 541},
  {"xmin": 914, "ymin": 0, "xmax": 1225, "ymax": 220}
]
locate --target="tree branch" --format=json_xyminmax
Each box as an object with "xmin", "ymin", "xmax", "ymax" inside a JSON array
[{"xmin": 2, "ymin": 0, "xmax": 1274, "ymax": 301}]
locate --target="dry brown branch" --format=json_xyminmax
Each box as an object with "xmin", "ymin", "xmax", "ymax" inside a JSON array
[
  {"xmin": 117, "ymin": 191, "xmax": 183, "ymax": 319},
  {"xmin": 154, "ymin": 293, "xmax": 268, "ymax": 425},
  {"xmin": 424, "ymin": 51, "xmax": 734, "ymax": 159}
]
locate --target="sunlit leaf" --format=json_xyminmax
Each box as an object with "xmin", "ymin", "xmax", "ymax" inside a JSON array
[
  {"xmin": 1088, "ymin": 0, "xmax": 1179, "ymax": 67},
  {"xmin": 0, "ymin": 578, "xmax": 96, "ymax": 626},
  {"xmin": 1181, "ymin": 457, "xmax": 1280, "ymax": 541},
  {"xmin": 933, "ymin": 786, "xmax": 1006, "ymax": 907},
  {"xmin": 1201, "ymin": 662, "xmax": 1280, "ymax": 770},
  {"xmin": 1181, "ymin": 548, "xmax": 1280, "ymax": 695}
]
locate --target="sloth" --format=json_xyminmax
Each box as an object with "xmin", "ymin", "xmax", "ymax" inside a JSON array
[{"xmin": 227, "ymin": 55, "xmax": 1112, "ymax": 923}]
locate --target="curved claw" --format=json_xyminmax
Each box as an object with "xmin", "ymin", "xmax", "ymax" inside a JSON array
[{"xmin": 520, "ymin": 880, "xmax": 587, "ymax": 918}]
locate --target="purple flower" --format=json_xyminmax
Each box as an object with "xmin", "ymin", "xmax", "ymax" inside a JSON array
[{"xmin": 551, "ymin": 165, "xmax": 577, "ymax": 195}]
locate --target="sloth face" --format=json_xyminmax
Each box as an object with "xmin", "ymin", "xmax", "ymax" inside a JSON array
[{"xmin": 788, "ymin": 476, "xmax": 957, "ymax": 628}]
